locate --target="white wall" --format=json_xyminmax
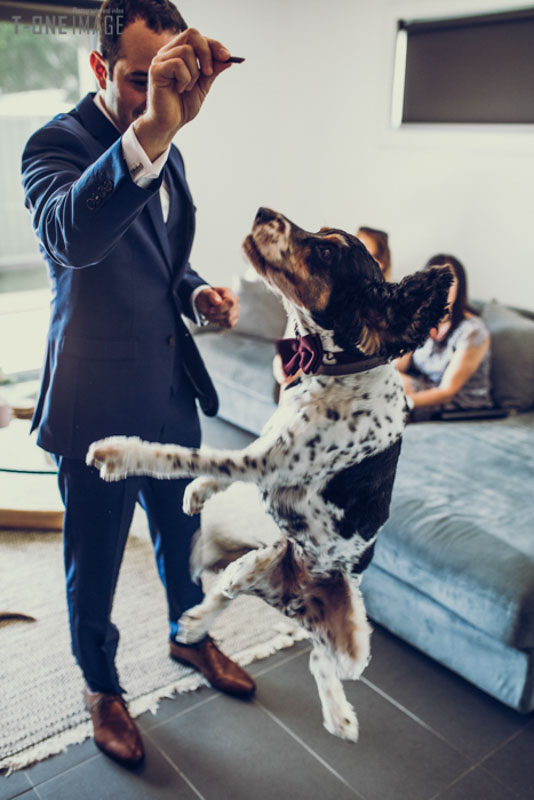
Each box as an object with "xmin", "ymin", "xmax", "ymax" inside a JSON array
[{"xmin": 176, "ymin": 0, "xmax": 534, "ymax": 308}]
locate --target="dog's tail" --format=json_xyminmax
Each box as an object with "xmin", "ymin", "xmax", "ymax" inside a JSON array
[{"xmin": 191, "ymin": 482, "xmax": 281, "ymax": 582}]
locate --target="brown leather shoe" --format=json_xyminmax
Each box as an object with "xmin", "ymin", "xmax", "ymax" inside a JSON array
[
  {"xmin": 170, "ymin": 636, "xmax": 256, "ymax": 697},
  {"xmin": 84, "ymin": 687, "xmax": 144, "ymax": 767}
]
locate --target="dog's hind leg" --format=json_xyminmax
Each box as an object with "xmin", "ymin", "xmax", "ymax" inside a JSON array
[
  {"xmin": 334, "ymin": 580, "xmax": 372, "ymax": 682},
  {"xmin": 306, "ymin": 577, "xmax": 372, "ymax": 741},
  {"xmin": 309, "ymin": 644, "xmax": 359, "ymax": 742},
  {"xmin": 176, "ymin": 540, "xmax": 286, "ymax": 644}
]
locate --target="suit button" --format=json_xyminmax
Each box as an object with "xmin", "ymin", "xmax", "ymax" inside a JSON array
[
  {"xmin": 104, "ymin": 179, "xmax": 113, "ymax": 191},
  {"xmin": 86, "ymin": 198, "xmax": 95, "ymax": 210},
  {"xmin": 167, "ymin": 336, "xmax": 175, "ymax": 346}
]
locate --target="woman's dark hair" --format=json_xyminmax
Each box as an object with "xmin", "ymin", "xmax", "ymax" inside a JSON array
[
  {"xmin": 357, "ymin": 227, "xmax": 391, "ymax": 281},
  {"xmin": 97, "ymin": 0, "xmax": 187, "ymax": 77},
  {"xmin": 424, "ymin": 253, "xmax": 478, "ymax": 341}
]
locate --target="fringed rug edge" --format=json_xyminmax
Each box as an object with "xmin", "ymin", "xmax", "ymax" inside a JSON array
[{"xmin": 0, "ymin": 624, "xmax": 309, "ymax": 774}]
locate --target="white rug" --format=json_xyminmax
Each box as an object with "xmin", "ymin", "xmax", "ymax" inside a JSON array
[{"xmin": 0, "ymin": 505, "xmax": 307, "ymax": 773}]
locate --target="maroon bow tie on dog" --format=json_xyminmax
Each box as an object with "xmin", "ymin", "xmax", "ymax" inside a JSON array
[{"xmin": 275, "ymin": 334, "xmax": 324, "ymax": 377}]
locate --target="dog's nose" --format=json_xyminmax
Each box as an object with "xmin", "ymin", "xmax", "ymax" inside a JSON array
[{"xmin": 255, "ymin": 207, "xmax": 278, "ymax": 224}]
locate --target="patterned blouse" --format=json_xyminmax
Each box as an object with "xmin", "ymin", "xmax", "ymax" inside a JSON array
[{"xmin": 411, "ymin": 316, "xmax": 492, "ymax": 409}]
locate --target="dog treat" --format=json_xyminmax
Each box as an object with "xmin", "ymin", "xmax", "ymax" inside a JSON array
[{"xmin": 225, "ymin": 56, "xmax": 245, "ymax": 63}]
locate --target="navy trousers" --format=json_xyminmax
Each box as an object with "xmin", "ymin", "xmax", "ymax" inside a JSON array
[{"xmin": 54, "ymin": 376, "xmax": 204, "ymax": 695}]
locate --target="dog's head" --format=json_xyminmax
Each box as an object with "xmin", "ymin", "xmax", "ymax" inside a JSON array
[{"xmin": 243, "ymin": 207, "xmax": 453, "ymax": 358}]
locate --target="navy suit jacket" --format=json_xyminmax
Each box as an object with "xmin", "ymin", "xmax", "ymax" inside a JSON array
[{"xmin": 21, "ymin": 92, "xmax": 218, "ymax": 459}]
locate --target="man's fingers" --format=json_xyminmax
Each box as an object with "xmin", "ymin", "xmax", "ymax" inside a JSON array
[
  {"xmin": 210, "ymin": 299, "xmax": 232, "ymax": 313},
  {"xmin": 190, "ymin": 30, "xmax": 216, "ymax": 76},
  {"xmin": 210, "ymin": 287, "xmax": 239, "ymax": 311},
  {"xmin": 207, "ymin": 37, "xmax": 232, "ymax": 64},
  {"xmin": 159, "ymin": 29, "xmax": 216, "ymax": 77},
  {"xmin": 151, "ymin": 44, "xmax": 201, "ymax": 92},
  {"xmin": 195, "ymin": 288, "xmax": 224, "ymax": 316},
  {"xmin": 151, "ymin": 30, "xmax": 238, "ymax": 106},
  {"xmin": 150, "ymin": 57, "xmax": 192, "ymax": 94},
  {"xmin": 196, "ymin": 286, "xmax": 240, "ymax": 328},
  {"xmin": 204, "ymin": 289, "xmax": 224, "ymax": 307},
  {"xmin": 213, "ymin": 286, "xmax": 237, "ymax": 300},
  {"xmin": 178, "ymin": 45, "xmax": 200, "ymax": 91}
]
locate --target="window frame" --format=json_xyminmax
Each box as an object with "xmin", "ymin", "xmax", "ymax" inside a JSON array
[{"xmin": 390, "ymin": 3, "xmax": 534, "ymax": 132}]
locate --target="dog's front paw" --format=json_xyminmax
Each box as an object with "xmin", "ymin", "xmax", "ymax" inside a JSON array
[
  {"xmin": 176, "ymin": 605, "xmax": 211, "ymax": 644},
  {"xmin": 86, "ymin": 436, "xmax": 143, "ymax": 482},
  {"xmin": 323, "ymin": 702, "xmax": 359, "ymax": 743},
  {"xmin": 183, "ymin": 477, "xmax": 221, "ymax": 516}
]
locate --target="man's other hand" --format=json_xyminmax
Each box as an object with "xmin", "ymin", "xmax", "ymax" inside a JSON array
[{"xmin": 196, "ymin": 286, "xmax": 240, "ymax": 328}]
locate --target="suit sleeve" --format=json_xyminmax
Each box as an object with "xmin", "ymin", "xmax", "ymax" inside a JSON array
[
  {"xmin": 176, "ymin": 263, "xmax": 210, "ymax": 322},
  {"xmin": 21, "ymin": 120, "xmax": 165, "ymax": 269}
]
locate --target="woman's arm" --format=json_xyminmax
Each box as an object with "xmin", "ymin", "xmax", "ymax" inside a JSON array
[
  {"xmin": 395, "ymin": 352, "xmax": 413, "ymax": 373},
  {"xmin": 406, "ymin": 337, "xmax": 489, "ymax": 408}
]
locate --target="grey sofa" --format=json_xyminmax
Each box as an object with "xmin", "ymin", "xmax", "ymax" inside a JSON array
[{"xmin": 194, "ymin": 274, "xmax": 534, "ymax": 712}]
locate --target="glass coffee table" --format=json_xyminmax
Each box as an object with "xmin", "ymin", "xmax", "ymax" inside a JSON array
[{"xmin": 0, "ymin": 382, "xmax": 63, "ymax": 530}]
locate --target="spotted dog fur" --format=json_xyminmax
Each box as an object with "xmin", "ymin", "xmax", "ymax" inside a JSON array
[{"xmin": 87, "ymin": 208, "xmax": 451, "ymax": 742}]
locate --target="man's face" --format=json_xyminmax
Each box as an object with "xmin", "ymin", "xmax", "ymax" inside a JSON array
[{"xmin": 95, "ymin": 18, "xmax": 175, "ymax": 132}]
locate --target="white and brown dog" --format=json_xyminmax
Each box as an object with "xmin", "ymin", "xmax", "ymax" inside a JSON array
[{"xmin": 87, "ymin": 208, "xmax": 451, "ymax": 742}]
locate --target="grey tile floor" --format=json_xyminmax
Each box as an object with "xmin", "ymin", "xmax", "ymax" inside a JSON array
[{"xmin": 2, "ymin": 416, "xmax": 532, "ymax": 800}]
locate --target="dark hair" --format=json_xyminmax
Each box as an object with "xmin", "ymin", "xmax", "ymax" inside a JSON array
[
  {"xmin": 424, "ymin": 254, "xmax": 478, "ymax": 341},
  {"xmin": 97, "ymin": 0, "xmax": 187, "ymax": 77},
  {"xmin": 357, "ymin": 227, "xmax": 391, "ymax": 281}
]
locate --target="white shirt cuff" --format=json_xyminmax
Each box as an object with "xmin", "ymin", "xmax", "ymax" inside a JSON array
[
  {"xmin": 122, "ymin": 124, "xmax": 170, "ymax": 188},
  {"xmin": 190, "ymin": 284, "xmax": 212, "ymax": 326}
]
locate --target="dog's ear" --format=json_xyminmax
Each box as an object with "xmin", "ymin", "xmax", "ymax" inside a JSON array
[
  {"xmin": 358, "ymin": 266, "xmax": 453, "ymax": 358},
  {"xmin": 327, "ymin": 266, "xmax": 452, "ymax": 358}
]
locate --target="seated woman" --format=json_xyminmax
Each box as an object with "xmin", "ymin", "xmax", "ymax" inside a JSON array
[
  {"xmin": 356, "ymin": 226, "xmax": 392, "ymax": 281},
  {"xmin": 396, "ymin": 254, "xmax": 492, "ymax": 420}
]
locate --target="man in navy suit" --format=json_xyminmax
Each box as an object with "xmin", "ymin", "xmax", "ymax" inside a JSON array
[{"xmin": 21, "ymin": 0, "xmax": 254, "ymax": 767}]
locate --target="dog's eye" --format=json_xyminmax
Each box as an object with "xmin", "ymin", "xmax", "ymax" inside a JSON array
[{"xmin": 316, "ymin": 246, "xmax": 333, "ymax": 263}]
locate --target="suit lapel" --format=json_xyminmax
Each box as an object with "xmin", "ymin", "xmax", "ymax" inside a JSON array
[
  {"xmin": 166, "ymin": 149, "xmax": 195, "ymax": 273},
  {"xmin": 167, "ymin": 147, "xmax": 193, "ymax": 207},
  {"xmin": 145, "ymin": 151, "xmax": 194, "ymax": 278},
  {"xmin": 74, "ymin": 93, "xmax": 120, "ymax": 150}
]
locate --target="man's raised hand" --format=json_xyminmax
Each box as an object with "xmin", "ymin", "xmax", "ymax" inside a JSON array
[{"xmin": 134, "ymin": 28, "xmax": 239, "ymax": 160}]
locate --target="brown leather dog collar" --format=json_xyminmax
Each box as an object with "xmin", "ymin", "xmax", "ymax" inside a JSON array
[{"xmin": 314, "ymin": 355, "xmax": 389, "ymax": 376}]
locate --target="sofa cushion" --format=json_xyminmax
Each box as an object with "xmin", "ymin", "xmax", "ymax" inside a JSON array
[
  {"xmin": 230, "ymin": 273, "xmax": 287, "ymax": 342},
  {"xmin": 373, "ymin": 412, "xmax": 534, "ymax": 648},
  {"xmin": 195, "ymin": 331, "xmax": 277, "ymax": 434},
  {"xmin": 482, "ymin": 301, "xmax": 534, "ymax": 410},
  {"xmin": 362, "ymin": 563, "xmax": 534, "ymax": 712}
]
